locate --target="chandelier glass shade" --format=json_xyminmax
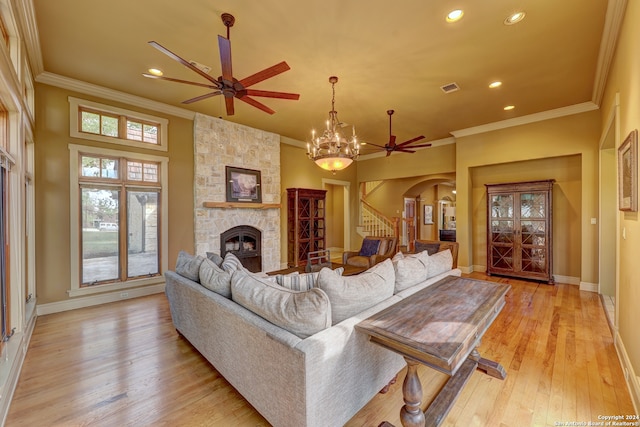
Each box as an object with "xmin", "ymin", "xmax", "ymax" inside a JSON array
[{"xmin": 307, "ymin": 76, "xmax": 359, "ymax": 174}]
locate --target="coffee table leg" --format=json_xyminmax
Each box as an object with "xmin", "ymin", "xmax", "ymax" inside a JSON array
[
  {"xmin": 400, "ymin": 358, "xmax": 425, "ymax": 427},
  {"xmin": 470, "ymin": 348, "xmax": 507, "ymax": 380}
]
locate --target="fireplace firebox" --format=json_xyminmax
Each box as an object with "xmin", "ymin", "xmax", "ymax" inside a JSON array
[{"xmin": 220, "ymin": 226, "xmax": 262, "ymax": 273}]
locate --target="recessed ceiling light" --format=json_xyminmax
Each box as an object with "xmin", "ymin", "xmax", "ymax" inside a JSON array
[
  {"xmin": 504, "ymin": 105, "xmax": 515, "ymax": 111},
  {"xmin": 489, "ymin": 81, "xmax": 502, "ymax": 89},
  {"xmin": 504, "ymin": 11, "xmax": 526, "ymax": 25},
  {"xmin": 446, "ymin": 9, "xmax": 464, "ymax": 23},
  {"xmin": 148, "ymin": 68, "xmax": 163, "ymax": 76}
]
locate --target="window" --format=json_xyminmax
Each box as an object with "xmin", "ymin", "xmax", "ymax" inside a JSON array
[
  {"xmin": 70, "ymin": 144, "xmax": 168, "ymax": 296},
  {"xmin": 69, "ymin": 97, "xmax": 168, "ymax": 152}
]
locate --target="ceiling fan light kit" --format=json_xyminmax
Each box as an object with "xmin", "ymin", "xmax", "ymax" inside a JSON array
[
  {"xmin": 307, "ymin": 76, "xmax": 360, "ymax": 174},
  {"xmin": 143, "ymin": 13, "xmax": 300, "ymax": 115}
]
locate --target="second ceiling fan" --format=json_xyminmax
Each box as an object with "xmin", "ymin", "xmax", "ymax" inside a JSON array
[
  {"xmin": 143, "ymin": 13, "xmax": 300, "ymax": 115},
  {"xmin": 367, "ymin": 110, "xmax": 432, "ymax": 156}
]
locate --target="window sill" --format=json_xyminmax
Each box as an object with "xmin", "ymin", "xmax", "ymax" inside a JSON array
[{"xmin": 68, "ymin": 276, "xmax": 165, "ymax": 297}]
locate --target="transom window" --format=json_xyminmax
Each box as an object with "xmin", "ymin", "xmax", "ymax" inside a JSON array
[
  {"xmin": 79, "ymin": 107, "xmax": 160, "ymax": 145},
  {"xmin": 69, "ymin": 145, "xmax": 168, "ymax": 296},
  {"xmin": 69, "ymin": 97, "xmax": 168, "ymax": 152}
]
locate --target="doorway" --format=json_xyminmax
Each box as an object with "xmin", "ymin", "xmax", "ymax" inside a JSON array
[
  {"xmin": 599, "ymin": 94, "xmax": 619, "ymax": 329},
  {"xmin": 323, "ymin": 179, "xmax": 351, "ymax": 259},
  {"xmin": 403, "ymin": 198, "xmax": 417, "ymax": 249}
]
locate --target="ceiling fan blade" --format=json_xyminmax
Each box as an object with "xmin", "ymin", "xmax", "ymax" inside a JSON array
[
  {"xmin": 237, "ymin": 95, "xmax": 276, "ymax": 114},
  {"xmin": 244, "ymin": 89, "xmax": 300, "ymax": 100},
  {"xmin": 182, "ymin": 91, "xmax": 223, "ymax": 104},
  {"xmin": 364, "ymin": 142, "xmax": 388, "ymax": 149},
  {"xmin": 404, "ymin": 143, "xmax": 432, "ymax": 148},
  {"xmin": 396, "ymin": 135, "xmax": 426, "ymax": 148},
  {"xmin": 142, "ymin": 74, "xmax": 219, "ymax": 89},
  {"xmin": 225, "ymin": 96, "xmax": 235, "ymax": 115},
  {"xmin": 148, "ymin": 41, "xmax": 220, "ymax": 87},
  {"xmin": 217, "ymin": 35, "xmax": 233, "ymax": 82},
  {"xmin": 396, "ymin": 149, "xmax": 416, "ymax": 153},
  {"xmin": 239, "ymin": 61, "xmax": 291, "ymax": 88}
]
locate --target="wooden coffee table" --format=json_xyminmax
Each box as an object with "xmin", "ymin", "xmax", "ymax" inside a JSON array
[{"xmin": 356, "ymin": 275, "xmax": 510, "ymax": 427}]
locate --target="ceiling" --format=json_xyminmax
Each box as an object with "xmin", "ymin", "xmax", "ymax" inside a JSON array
[{"xmin": 31, "ymin": 0, "xmax": 611, "ymax": 155}]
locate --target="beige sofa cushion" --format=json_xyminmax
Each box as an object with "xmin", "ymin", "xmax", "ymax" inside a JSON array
[
  {"xmin": 231, "ymin": 269, "xmax": 332, "ymax": 339},
  {"xmin": 317, "ymin": 258, "xmax": 395, "ymax": 324},
  {"xmin": 392, "ymin": 250, "xmax": 431, "ymax": 293},
  {"xmin": 199, "ymin": 258, "xmax": 232, "ymax": 298},
  {"xmin": 175, "ymin": 250, "xmax": 204, "ymax": 282},
  {"xmin": 428, "ymin": 249, "xmax": 453, "ymax": 278}
]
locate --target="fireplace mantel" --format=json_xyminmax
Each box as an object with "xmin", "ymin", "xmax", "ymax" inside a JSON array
[{"xmin": 202, "ymin": 202, "xmax": 281, "ymax": 209}]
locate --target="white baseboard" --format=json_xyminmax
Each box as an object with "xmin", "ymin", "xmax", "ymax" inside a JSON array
[
  {"xmin": 37, "ymin": 283, "xmax": 166, "ymax": 315},
  {"xmin": 615, "ymin": 330, "xmax": 640, "ymax": 415},
  {"xmin": 470, "ymin": 265, "xmax": 486, "ymax": 273},
  {"xmin": 0, "ymin": 306, "xmax": 37, "ymax": 425},
  {"xmin": 553, "ymin": 274, "xmax": 581, "ymax": 285},
  {"xmin": 579, "ymin": 281, "xmax": 599, "ymax": 292}
]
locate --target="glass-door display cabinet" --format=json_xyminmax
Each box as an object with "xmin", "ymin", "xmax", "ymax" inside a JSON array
[{"xmin": 485, "ymin": 180, "xmax": 554, "ymax": 284}]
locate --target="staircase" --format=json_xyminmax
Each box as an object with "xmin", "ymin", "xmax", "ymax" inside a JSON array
[
  {"xmin": 360, "ymin": 202, "xmax": 396, "ymax": 237},
  {"xmin": 358, "ymin": 181, "xmax": 397, "ymax": 238},
  {"xmin": 358, "ymin": 181, "xmax": 415, "ymax": 251}
]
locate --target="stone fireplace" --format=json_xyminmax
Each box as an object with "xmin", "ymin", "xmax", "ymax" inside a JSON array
[{"xmin": 193, "ymin": 113, "xmax": 281, "ymax": 272}]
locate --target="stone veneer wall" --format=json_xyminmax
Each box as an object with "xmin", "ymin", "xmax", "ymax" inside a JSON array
[{"xmin": 193, "ymin": 113, "xmax": 281, "ymax": 272}]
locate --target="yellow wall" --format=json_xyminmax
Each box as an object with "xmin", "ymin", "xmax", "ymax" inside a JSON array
[
  {"xmin": 325, "ymin": 184, "xmax": 345, "ymax": 249},
  {"xmin": 35, "ymin": 84, "xmax": 195, "ymax": 304},
  {"xmin": 470, "ymin": 155, "xmax": 582, "ymax": 278},
  {"xmin": 455, "ymin": 111, "xmax": 600, "ymax": 284},
  {"xmin": 600, "ymin": 0, "xmax": 640, "ymax": 400}
]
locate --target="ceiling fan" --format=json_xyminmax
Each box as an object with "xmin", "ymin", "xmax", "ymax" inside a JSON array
[
  {"xmin": 366, "ymin": 110, "xmax": 432, "ymax": 156},
  {"xmin": 143, "ymin": 13, "xmax": 300, "ymax": 115}
]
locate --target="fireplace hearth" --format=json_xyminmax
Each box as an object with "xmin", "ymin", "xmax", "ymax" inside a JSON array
[{"xmin": 221, "ymin": 225, "xmax": 262, "ymax": 273}]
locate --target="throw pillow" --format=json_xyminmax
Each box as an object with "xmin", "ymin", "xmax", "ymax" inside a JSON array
[
  {"xmin": 199, "ymin": 258, "xmax": 232, "ymax": 298},
  {"xmin": 427, "ymin": 249, "xmax": 453, "ymax": 278},
  {"xmin": 393, "ymin": 250, "xmax": 431, "ymax": 293},
  {"xmin": 359, "ymin": 239, "xmax": 381, "ymax": 257},
  {"xmin": 175, "ymin": 250, "xmax": 204, "ymax": 282},
  {"xmin": 231, "ymin": 269, "xmax": 332, "ymax": 339},
  {"xmin": 276, "ymin": 267, "xmax": 344, "ymax": 291},
  {"xmin": 317, "ymin": 258, "xmax": 395, "ymax": 324},
  {"xmin": 206, "ymin": 252, "xmax": 224, "ymax": 267},
  {"xmin": 222, "ymin": 252, "xmax": 246, "ymax": 273}
]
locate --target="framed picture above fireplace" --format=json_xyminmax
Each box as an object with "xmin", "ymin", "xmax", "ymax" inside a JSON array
[{"xmin": 226, "ymin": 166, "xmax": 262, "ymax": 203}]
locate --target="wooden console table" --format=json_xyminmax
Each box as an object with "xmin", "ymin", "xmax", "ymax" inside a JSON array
[{"xmin": 356, "ymin": 275, "xmax": 510, "ymax": 427}]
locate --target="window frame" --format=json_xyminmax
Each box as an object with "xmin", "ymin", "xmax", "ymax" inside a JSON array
[
  {"xmin": 69, "ymin": 97, "xmax": 168, "ymax": 152},
  {"xmin": 69, "ymin": 144, "xmax": 168, "ymax": 296}
]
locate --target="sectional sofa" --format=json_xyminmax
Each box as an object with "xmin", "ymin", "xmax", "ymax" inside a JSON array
[{"xmin": 164, "ymin": 243, "xmax": 460, "ymax": 427}]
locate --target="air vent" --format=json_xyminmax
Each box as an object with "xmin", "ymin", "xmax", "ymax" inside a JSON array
[
  {"xmin": 189, "ymin": 60, "xmax": 212, "ymax": 74},
  {"xmin": 440, "ymin": 82, "xmax": 460, "ymax": 93}
]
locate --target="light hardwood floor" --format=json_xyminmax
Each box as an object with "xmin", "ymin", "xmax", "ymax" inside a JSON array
[{"xmin": 6, "ymin": 273, "xmax": 637, "ymax": 426}]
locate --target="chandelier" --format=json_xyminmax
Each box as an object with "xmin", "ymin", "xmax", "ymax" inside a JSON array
[{"xmin": 306, "ymin": 76, "xmax": 360, "ymax": 174}]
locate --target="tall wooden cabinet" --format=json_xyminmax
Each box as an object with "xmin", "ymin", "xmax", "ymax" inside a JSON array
[
  {"xmin": 486, "ymin": 180, "xmax": 554, "ymax": 284},
  {"xmin": 287, "ymin": 188, "xmax": 327, "ymax": 267}
]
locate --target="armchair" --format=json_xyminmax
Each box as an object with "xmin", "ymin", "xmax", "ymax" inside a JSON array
[{"xmin": 342, "ymin": 236, "xmax": 398, "ymax": 269}]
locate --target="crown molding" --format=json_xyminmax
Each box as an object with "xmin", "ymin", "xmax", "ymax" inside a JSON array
[
  {"xmin": 450, "ymin": 102, "xmax": 599, "ymax": 138},
  {"xmin": 592, "ymin": 0, "xmax": 628, "ymax": 106},
  {"xmin": 36, "ymin": 71, "xmax": 196, "ymax": 120},
  {"xmin": 12, "ymin": 0, "xmax": 43, "ymax": 75}
]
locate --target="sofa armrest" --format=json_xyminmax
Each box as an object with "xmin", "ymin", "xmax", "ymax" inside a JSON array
[{"xmin": 342, "ymin": 251, "xmax": 360, "ymax": 264}]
